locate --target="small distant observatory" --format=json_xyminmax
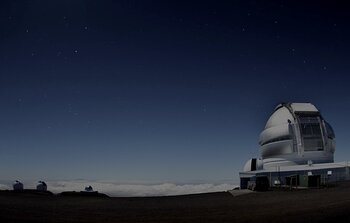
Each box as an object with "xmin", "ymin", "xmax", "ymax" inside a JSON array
[
  {"xmin": 13, "ymin": 180, "xmax": 24, "ymax": 191},
  {"xmin": 84, "ymin": 185, "xmax": 94, "ymax": 192},
  {"xmin": 36, "ymin": 181, "xmax": 47, "ymax": 191},
  {"xmin": 240, "ymin": 102, "xmax": 349, "ymax": 190}
]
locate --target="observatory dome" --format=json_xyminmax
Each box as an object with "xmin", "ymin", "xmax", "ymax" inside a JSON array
[
  {"xmin": 259, "ymin": 103, "xmax": 335, "ymax": 168},
  {"xmin": 243, "ymin": 158, "xmax": 263, "ymax": 172},
  {"xmin": 13, "ymin": 180, "xmax": 23, "ymax": 191},
  {"xmin": 36, "ymin": 181, "xmax": 47, "ymax": 191}
]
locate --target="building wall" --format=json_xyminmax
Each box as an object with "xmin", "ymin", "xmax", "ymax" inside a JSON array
[{"xmin": 240, "ymin": 166, "xmax": 350, "ymax": 189}]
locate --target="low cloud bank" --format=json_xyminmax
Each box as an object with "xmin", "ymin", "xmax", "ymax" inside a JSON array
[
  {"xmin": 46, "ymin": 181, "xmax": 238, "ymax": 196},
  {"xmin": 0, "ymin": 184, "xmax": 10, "ymax": 190},
  {"xmin": 0, "ymin": 180, "xmax": 238, "ymax": 196}
]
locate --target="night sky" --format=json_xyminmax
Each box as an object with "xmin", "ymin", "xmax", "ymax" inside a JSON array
[{"xmin": 1, "ymin": 1, "xmax": 350, "ymax": 187}]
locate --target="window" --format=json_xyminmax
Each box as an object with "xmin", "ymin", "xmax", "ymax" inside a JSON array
[
  {"xmin": 300, "ymin": 123, "xmax": 322, "ymax": 136},
  {"xmin": 298, "ymin": 116, "xmax": 324, "ymax": 151}
]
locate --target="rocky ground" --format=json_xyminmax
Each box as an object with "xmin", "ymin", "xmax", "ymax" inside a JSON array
[{"xmin": 1, "ymin": 183, "xmax": 350, "ymax": 222}]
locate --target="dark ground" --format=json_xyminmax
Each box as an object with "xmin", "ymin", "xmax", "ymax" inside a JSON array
[{"xmin": 1, "ymin": 183, "xmax": 350, "ymax": 223}]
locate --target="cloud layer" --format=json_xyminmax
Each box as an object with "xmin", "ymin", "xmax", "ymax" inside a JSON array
[
  {"xmin": 1, "ymin": 180, "xmax": 238, "ymax": 197},
  {"xmin": 48, "ymin": 181, "xmax": 238, "ymax": 196}
]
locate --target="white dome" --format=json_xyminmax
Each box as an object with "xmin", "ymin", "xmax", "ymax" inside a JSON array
[
  {"xmin": 85, "ymin": 186, "xmax": 93, "ymax": 192},
  {"xmin": 259, "ymin": 102, "xmax": 335, "ymax": 166},
  {"xmin": 13, "ymin": 180, "xmax": 24, "ymax": 191},
  {"xmin": 264, "ymin": 106, "xmax": 294, "ymax": 129},
  {"xmin": 36, "ymin": 181, "xmax": 47, "ymax": 191},
  {"xmin": 264, "ymin": 103, "xmax": 318, "ymax": 129},
  {"xmin": 243, "ymin": 158, "xmax": 263, "ymax": 172}
]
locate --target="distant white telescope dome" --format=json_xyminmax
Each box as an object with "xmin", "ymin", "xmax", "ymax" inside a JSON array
[
  {"xmin": 85, "ymin": 185, "xmax": 93, "ymax": 192},
  {"xmin": 36, "ymin": 181, "xmax": 47, "ymax": 191},
  {"xmin": 13, "ymin": 180, "xmax": 24, "ymax": 191},
  {"xmin": 259, "ymin": 102, "xmax": 335, "ymax": 167}
]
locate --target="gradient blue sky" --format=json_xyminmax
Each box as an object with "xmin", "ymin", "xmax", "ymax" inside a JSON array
[{"xmin": 1, "ymin": 1, "xmax": 350, "ymax": 185}]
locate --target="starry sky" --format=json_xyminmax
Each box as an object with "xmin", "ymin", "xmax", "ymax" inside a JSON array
[{"xmin": 1, "ymin": 1, "xmax": 350, "ymax": 185}]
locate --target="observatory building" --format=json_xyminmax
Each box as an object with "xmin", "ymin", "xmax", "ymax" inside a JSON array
[
  {"xmin": 36, "ymin": 181, "xmax": 47, "ymax": 191},
  {"xmin": 240, "ymin": 102, "xmax": 350, "ymax": 189},
  {"xmin": 13, "ymin": 180, "xmax": 24, "ymax": 191}
]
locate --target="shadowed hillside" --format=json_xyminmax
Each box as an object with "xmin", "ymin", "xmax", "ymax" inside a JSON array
[{"xmin": 1, "ymin": 183, "xmax": 350, "ymax": 222}]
